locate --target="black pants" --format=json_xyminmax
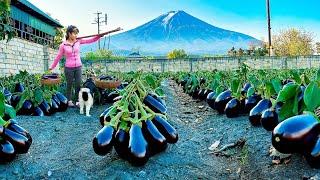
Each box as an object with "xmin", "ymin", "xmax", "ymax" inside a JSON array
[{"xmin": 64, "ymin": 66, "xmax": 82, "ymax": 101}]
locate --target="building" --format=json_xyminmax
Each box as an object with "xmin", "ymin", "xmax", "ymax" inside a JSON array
[{"xmin": 10, "ymin": 0, "xmax": 63, "ymax": 48}]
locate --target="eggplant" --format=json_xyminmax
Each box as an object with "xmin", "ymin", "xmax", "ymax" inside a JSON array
[
  {"xmin": 214, "ymin": 90, "xmax": 232, "ymax": 114},
  {"xmin": 105, "ymin": 91, "xmax": 119, "ymax": 103},
  {"xmin": 17, "ymin": 100, "xmax": 34, "ymax": 115},
  {"xmin": 225, "ymin": 98, "xmax": 241, "ymax": 118},
  {"xmin": 3, "ymin": 88, "xmax": 11, "ymax": 102},
  {"xmin": 197, "ymin": 89, "xmax": 207, "ymax": 101},
  {"xmin": 114, "ymin": 129, "xmax": 130, "ymax": 160},
  {"xmin": 92, "ymin": 125, "xmax": 115, "ymax": 156},
  {"xmin": 49, "ymin": 99, "xmax": 59, "ymax": 114},
  {"xmin": 32, "ymin": 106, "xmax": 44, "ymax": 116},
  {"xmin": 305, "ymin": 137, "xmax": 320, "ymax": 168},
  {"xmin": 241, "ymin": 83, "xmax": 252, "ymax": 96},
  {"xmin": 52, "ymin": 94, "xmax": 61, "ymax": 106},
  {"xmin": 7, "ymin": 119, "xmax": 32, "ymax": 144},
  {"xmin": 55, "ymin": 92, "xmax": 68, "ymax": 111},
  {"xmin": 14, "ymin": 83, "xmax": 25, "ymax": 93},
  {"xmin": 142, "ymin": 120, "xmax": 167, "ymax": 155},
  {"xmin": 206, "ymin": 91, "xmax": 216, "ymax": 109},
  {"xmin": 0, "ymin": 126, "xmax": 31, "ymax": 154},
  {"xmin": 152, "ymin": 116, "xmax": 178, "ymax": 144},
  {"xmin": 143, "ymin": 94, "xmax": 167, "ymax": 114},
  {"xmin": 272, "ymin": 114, "xmax": 320, "ymax": 154},
  {"xmin": 244, "ymin": 94, "xmax": 262, "ymax": 114},
  {"xmin": 260, "ymin": 109, "xmax": 279, "ymax": 131},
  {"xmin": 274, "ymin": 101, "xmax": 283, "ymax": 114},
  {"xmin": 149, "ymin": 93, "xmax": 166, "ymax": 108},
  {"xmin": 249, "ymin": 99, "xmax": 272, "ymax": 126},
  {"xmin": 0, "ymin": 139, "xmax": 16, "ymax": 164},
  {"xmin": 128, "ymin": 124, "xmax": 149, "ymax": 166},
  {"xmin": 10, "ymin": 95, "xmax": 20, "ymax": 108},
  {"xmin": 99, "ymin": 107, "xmax": 112, "ymax": 126},
  {"xmin": 39, "ymin": 100, "xmax": 51, "ymax": 116},
  {"xmin": 191, "ymin": 88, "xmax": 200, "ymax": 99}
]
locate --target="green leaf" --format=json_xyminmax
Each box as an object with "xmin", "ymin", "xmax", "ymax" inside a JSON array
[
  {"xmin": 145, "ymin": 75, "xmax": 156, "ymax": 89},
  {"xmin": 292, "ymin": 70, "xmax": 301, "ymax": 84},
  {"xmin": 0, "ymin": 91, "xmax": 4, "ymax": 118},
  {"xmin": 316, "ymin": 69, "xmax": 320, "ymax": 82},
  {"xmin": 279, "ymin": 98, "xmax": 295, "ymax": 121},
  {"xmin": 34, "ymin": 88, "xmax": 43, "ymax": 105},
  {"xmin": 271, "ymin": 79, "xmax": 282, "ymax": 94},
  {"xmin": 155, "ymin": 87, "xmax": 164, "ymax": 96},
  {"xmin": 5, "ymin": 104, "xmax": 16, "ymax": 119},
  {"xmin": 276, "ymin": 83, "xmax": 299, "ymax": 102},
  {"xmin": 265, "ymin": 81, "xmax": 276, "ymax": 99},
  {"xmin": 231, "ymin": 79, "xmax": 240, "ymax": 95},
  {"xmin": 292, "ymin": 90, "xmax": 299, "ymax": 115},
  {"xmin": 304, "ymin": 81, "xmax": 320, "ymax": 111},
  {"xmin": 246, "ymin": 87, "xmax": 255, "ymax": 97}
]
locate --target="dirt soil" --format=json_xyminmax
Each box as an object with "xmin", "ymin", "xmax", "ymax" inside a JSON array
[{"xmin": 1, "ymin": 80, "xmax": 320, "ymax": 179}]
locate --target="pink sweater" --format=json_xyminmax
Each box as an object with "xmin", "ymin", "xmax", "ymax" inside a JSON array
[{"xmin": 50, "ymin": 35, "xmax": 101, "ymax": 69}]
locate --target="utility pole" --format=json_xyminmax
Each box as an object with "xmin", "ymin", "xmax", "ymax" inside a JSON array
[
  {"xmin": 266, "ymin": 0, "xmax": 272, "ymax": 56},
  {"xmin": 92, "ymin": 11, "xmax": 106, "ymax": 50}
]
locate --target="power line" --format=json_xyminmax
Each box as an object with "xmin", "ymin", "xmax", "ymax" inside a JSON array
[{"xmin": 92, "ymin": 11, "xmax": 107, "ymax": 50}]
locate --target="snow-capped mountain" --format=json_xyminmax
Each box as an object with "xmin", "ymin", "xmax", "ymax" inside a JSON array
[{"xmin": 82, "ymin": 10, "xmax": 260, "ymax": 55}]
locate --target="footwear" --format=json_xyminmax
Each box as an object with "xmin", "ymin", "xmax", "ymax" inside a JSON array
[{"xmin": 68, "ymin": 101, "xmax": 75, "ymax": 107}]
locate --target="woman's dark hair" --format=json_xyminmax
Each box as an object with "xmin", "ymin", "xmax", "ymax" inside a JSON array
[{"xmin": 66, "ymin": 25, "xmax": 79, "ymax": 40}]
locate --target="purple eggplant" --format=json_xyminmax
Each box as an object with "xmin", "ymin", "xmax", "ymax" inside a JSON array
[
  {"xmin": 55, "ymin": 92, "xmax": 68, "ymax": 111},
  {"xmin": 214, "ymin": 90, "xmax": 232, "ymax": 114},
  {"xmin": 260, "ymin": 109, "xmax": 279, "ymax": 131},
  {"xmin": 7, "ymin": 119, "xmax": 32, "ymax": 144},
  {"xmin": 32, "ymin": 106, "xmax": 44, "ymax": 116},
  {"xmin": 225, "ymin": 98, "xmax": 241, "ymax": 118},
  {"xmin": 17, "ymin": 100, "xmax": 34, "ymax": 115},
  {"xmin": 206, "ymin": 91, "xmax": 216, "ymax": 109},
  {"xmin": 143, "ymin": 94, "xmax": 167, "ymax": 114},
  {"xmin": 142, "ymin": 120, "xmax": 167, "ymax": 155},
  {"xmin": 128, "ymin": 124, "xmax": 149, "ymax": 166},
  {"xmin": 152, "ymin": 116, "xmax": 178, "ymax": 144},
  {"xmin": 272, "ymin": 114, "xmax": 320, "ymax": 154},
  {"xmin": 114, "ymin": 128, "xmax": 130, "ymax": 160},
  {"xmin": 92, "ymin": 125, "xmax": 115, "ymax": 156},
  {"xmin": 0, "ymin": 126, "xmax": 31, "ymax": 154},
  {"xmin": 244, "ymin": 94, "xmax": 262, "ymax": 114},
  {"xmin": 305, "ymin": 137, "xmax": 320, "ymax": 168},
  {"xmin": 241, "ymin": 83, "xmax": 252, "ymax": 96},
  {"xmin": 249, "ymin": 99, "xmax": 272, "ymax": 126},
  {"xmin": 0, "ymin": 139, "xmax": 16, "ymax": 164}
]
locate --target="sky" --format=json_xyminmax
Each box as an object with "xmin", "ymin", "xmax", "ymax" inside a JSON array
[{"xmin": 27, "ymin": 0, "xmax": 320, "ymax": 42}]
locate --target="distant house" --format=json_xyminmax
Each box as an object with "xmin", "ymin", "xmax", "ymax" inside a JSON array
[
  {"xmin": 9, "ymin": 0, "xmax": 63, "ymax": 47},
  {"xmin": 127, "ymin": 52, "xmax": 145, "ymax": 60}
]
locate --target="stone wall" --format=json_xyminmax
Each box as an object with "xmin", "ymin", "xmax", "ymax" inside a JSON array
[{"xmin": 0, "ymin": 38, "xmax": 58, "ymax": 76}]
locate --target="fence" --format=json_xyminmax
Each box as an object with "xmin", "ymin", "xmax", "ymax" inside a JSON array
[{"xmin": 81, "ymin": 55, "xmax": 320, "ymax": 73}]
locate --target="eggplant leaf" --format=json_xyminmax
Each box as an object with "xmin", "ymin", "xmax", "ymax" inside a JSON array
[
  {"xmin": 0, "ymin": 92, "xmax": 4, "ymax": 118},
  {"xmin": 276, "ymin": 83, "xmax": 299, "ymax": 102},
  {"xmin": 271, "ymin": 79, "xmax": 282, "ymax": 94},
  {"xmin": 304, "ymin": 81, "xmax": 320, "ymax": 111},
  {"xmin": 279, "ymin": 98, "xmax": 295, "ymax": 121},
  {"xmin": 5, "ymin": 104, "xmax": 16, "ymax": 119},
  {"xmin": 145, "ymin": 75, "xmax": 156, "ymax": 89}
]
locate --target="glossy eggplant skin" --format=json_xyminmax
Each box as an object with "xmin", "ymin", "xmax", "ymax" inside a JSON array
[
  {"xmin": 272, "ymin": 114, "xmax": 320, "ymax": 154},
  {"xmin": 39, "ymin": 100, "xmax": 51, "ymax": 116},
  {"xmin": 225, "ymin": 98, "xmax": 241, "ymax": 118},
  {"xmin": 149, "ymin": 93, "xmax": 166, "ymax": 108},
  {"xmin": 244, "ymin": 94, "xmax": 262, "ymax": 114},
  {"xmin": 206, "ymin": 91, "xmax": 216, "ymax": 110},
  {"xmin": 10, "ymin": 95, "xmax": 20, "ymax": 109},
  {"xmin": 249, "ymin": 99, "xmax": 272, "ymax": 126},
  {"xmin": 105, "ymin": 91, "xmax": 119, "ymax": 103},
  {"xmin": 0, "ymin": 139, "xmax": 16, "ymax": 164},
  {"xmin": 305, "ymin": 137, "xmax": 320, "ymax": 168},
  {"xmin": 7, "ymin": 119, "xmax": 32, "ymax": 144},
  {"xmin": 197, "ymin": 89, "xmax": 206, "ymax": 101},
  {"xmin": 214, "ymin": 90, "xmax": 232, "ymax": 114},
  {"xmin": 99, "ymin": 107, "xmax": 112, "ymax": 126},
  {"xmin": 55, "ymin": 92, "xmax": 68, "ymax": 112},
  {"xmin": 143, "ymin": 94, "xmax": 167, "ymax": 114},
  {"xmin": 32, "ymin": 106, "xmax": 44, "ymax": 116},
  {"xmin": 241, "ymin": 83, "xmax": 252, "ymax": 96},
  {"xmin": 0, "ymin": 126, "xmax": 31, "ymax": 154},
  {"xmin": 142, "ymin": 120, "xmax": 167, "ymax": 155},
  {"xmin": 128, "ymin": 124, "xmax": 149, "ymax": 166},
  {"xmin": 260, "ymin": 109, "xmax": 279, "ymax": 131},
  {"xmin": 114, "ymin": 129, "xmax": 130, "ymax": 160},
  {"xmin": 17, "ymin": 100, "xmax": 34, "ymax": 115},
  {"xmin": 152, "ymin": 116, "xmax": 178, "ymax": 144},
  {"xmin": 3, "ymin": 88, "xmax": 12, "ymax": 102},
  {"xmin": 92, "ymin": 125, "xmax": 115, "ymax": 156},
  {"xmin": 14, "ymin": 83, "xmax": 25, "ymax": 93},
  {"xmin": 49, "ymin": 99, "xmax": 59, "ymax": 114}
]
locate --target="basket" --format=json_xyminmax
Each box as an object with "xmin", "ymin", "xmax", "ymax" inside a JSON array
[
  {"xmin": 95, "ymin": 79, "xmax": 121, "ymax": 89},
  {"xmin": 41, "ymin": 77, "xmax": 61, "ymax": 86}
]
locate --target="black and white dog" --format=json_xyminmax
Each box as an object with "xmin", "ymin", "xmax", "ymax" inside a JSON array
[{"xmin": 79, "ymin": 78, "xmax": 97, "ymax": 116}]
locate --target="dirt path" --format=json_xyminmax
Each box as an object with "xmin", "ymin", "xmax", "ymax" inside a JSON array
[{"xmin": 0, "ymin": 80, "xmax": 319, "ymax": 179}]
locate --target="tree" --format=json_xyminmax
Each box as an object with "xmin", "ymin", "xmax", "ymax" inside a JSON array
[
  {"xmin": 167, "ymin": 49, "xmax": 187, "ymax": 59},
  {"xmin": 0, "ymin": 0, "xmax": 16, "ymax": 42},
  {"xmin": 227, "ymin": 47, "xmax": 237, "ymax": 56},
  {"xmin": 316, "ymin": 42, "xmax": 320, "ymax": 55},
  {"xmin": 272, "ymin": 28, "xmax": 314, "ymax": 56},
  {"xmin": 53, "ymin": 27, "xmax": 66, "ymax": 49},
  {"xmin": 237, "ymin": 48, "xmax": 244, "ymax": 56}
]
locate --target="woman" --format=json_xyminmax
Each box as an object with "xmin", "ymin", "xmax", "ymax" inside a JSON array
[{"xmin": 49, "ymin": 25, "xmax": 103, "ymax": 107}]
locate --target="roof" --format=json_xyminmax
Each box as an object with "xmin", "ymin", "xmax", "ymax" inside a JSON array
[{"xmin": 11, "ymin": 0, "xmax": 63, "ymax": 28}]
